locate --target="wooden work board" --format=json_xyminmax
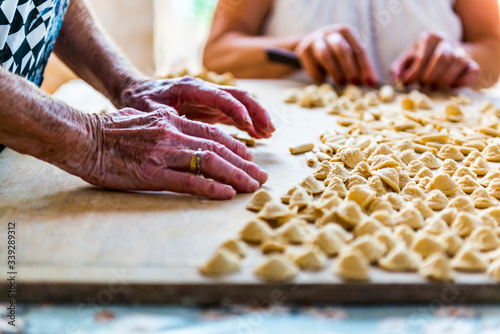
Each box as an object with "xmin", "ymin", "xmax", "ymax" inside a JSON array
[{"xmin": 1, "ymin": 79, "xmax": 500, "ymax": 304}]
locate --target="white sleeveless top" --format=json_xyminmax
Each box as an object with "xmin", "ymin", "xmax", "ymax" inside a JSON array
[{"xmin": 264, "ymin": 0, "xmax": 463, "ymax": 82}]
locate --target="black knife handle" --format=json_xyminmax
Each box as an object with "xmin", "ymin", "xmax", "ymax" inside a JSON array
[{"xmin": 265, "ymin": 47, "xmax": 302, "ymax": 68}]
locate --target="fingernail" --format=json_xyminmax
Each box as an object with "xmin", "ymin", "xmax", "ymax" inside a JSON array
[
  {"xmin": 249, "ymin": 179, "xmax": 260, "ymax": 192},
  {"xmin": 246, "ymin": 151, "xmax": 254, "ymax": 161},
  {"xmin": 258, "ymin": 170, "xmax": 269, "ymax": 185},
  {"xmin": 223, "ymin": 187, "xmax": 236, "ymax": 199},
  {"xmin": 267, "ymin": 121, "xmax": 276, "ymax": 132}
]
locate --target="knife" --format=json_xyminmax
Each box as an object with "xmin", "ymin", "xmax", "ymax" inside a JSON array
[{"xmin": 265, "ymin": 47, "xmax": 302, "ymax": 68}]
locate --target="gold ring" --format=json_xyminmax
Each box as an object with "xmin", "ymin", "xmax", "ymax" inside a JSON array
[{"xmin": 189, "ymin": 149, "xmax": 203, "ymax": 175}]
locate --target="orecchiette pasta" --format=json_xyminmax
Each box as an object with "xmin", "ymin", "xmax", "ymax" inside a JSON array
[
  {"xmin": 439, "ymin": 159, "xmax": 459, "ymax": 176},
  {"xmin": 293, "ymin": 246, "xmax": 328, "ymax": 271},
  {"xmin": 427, "ymin": 173, "xmax": 459, "ymax": 197},
  {"xmin": 277, "ymin": 219, "xmax": 310, "ymax": 244},
  {"xmin": 240, "ymin": 219, "xmax": 274, "ymax": 244},
  {"xmin": 413, "ymin": 233, "xmax": 446, "ymax": 259},
  {"xmin": 450, "ymin": 245, "xmax": 488, "ymax": 272},
  {"xmin": 419, "ymin": 152, "xmax": 442, "ymax": 170},
  {"xmin": 419, "ymin": 252, "xmax": 455, "ymax": 281},
  {"xmin": 247, "ymin": 189, "xmax": 273, "ymax": 212},
  {"xmin": 425, "ymin": 190, "xmax": 450, "ymax": 211},
  {"xmin": 334, "ymin": 248, "xmax": 371, "ymax": 281},
  {"xmin": 219, "ymin": 239, "xmax": 247, "ymax": 258},
  {"xmin": 379, "ymin": 245, "xmax": 421, "ymax": 272},
  {"xmin": 255, "ymin": 255, "xmax": 299, "ymax": 281}
]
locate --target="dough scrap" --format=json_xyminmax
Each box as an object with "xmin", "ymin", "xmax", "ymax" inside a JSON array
[
  {"xmin": 199, "ymin": 249, "xmax": 240, "ymax": 276},
  {"xmin": 375, "ymin": 168, "xmax": 401, "ymax": 192},
  {"xmin": 413, "ymin": 233, "xmax": 446, "ymax": 259},
  {"xmin": 293, "ymin": 246, "xmax": 328, "ymax": 271},
  {"xmin": 350, "ymin": 235, "xmax": 387, "ymax": 263},
  {"xmin": 438, "ymin": 145, "xmax": 465, "ymax": 161},
  {"xmin": 247, "ymin": 189, "xmax": 273, "ymax": 212},
  {"xmin": 457, "ymin": 175, "xmax": 481, "ymax": 194},
  {"xmin": 419, "ymin": 152, "xmax": 442, "ymax": 170},
  {"xmin": 427, "ymin": 173, "xmax": 459, "ymax": 197},
  {"xmin": 277, "ymin": 219, "xmax": 310, "ymax": 244},
  {"xmin": 420, "ymin": 252, "xmax": 455, "ymax": 281},
  {"xmin": 407, "ymin": 160, "xmax": 427, "ymax": 177},
  {"xmin": 439, "ymin": 159, "xmax": 459, "ymax": 176},
  {"xmin": 240, "ymin": 219, "xmax": 274, "ymax": 244},
  {"xmin": 300, "ymin": 175, "xmax": 326, "ymax": 195},
  {"xmin": 219, "ymin": 239, "xmax": 247, "ymax": 258},
  {"xmin": 334, "ymin": 248, "xmax": 371, "ymax": 281},
  {"xmin": 255, "ymin": 255, "xmax": 299, "ymax": 281},
  {"xmin": 347, "ymin": 185, "xmax": 376, "ymax": 209},
  {"xmin": 483, "ymin": 142, "xmax": 500, "ymax": 162},
  {"xmin": 379, "ymin": 245, "xmax": 421, "ymax": 272},
  {"xmin": 425, "ymin": 190, "xmax": 450, "ymax": 211},
  {"xmin": 468, "ymin": 226, "xmax": 500, "ymax": 252},
  {"xmin": 451, "ymin": 245, "xmax": 488, "ymax": 272},
  {"xmin": 325, "ymin": 176, "xmax": 348, "ymax": 198},
  {"xmin": 463, "ymin": 151, "xmax": 482, "ymax": 168},
  {"xmin": 452, "ymin": 212, "xmax": 479, "ymax": 237},
  {"xmin": 471, "ymin": 188, "xmax": 497, "ymax": 209}
]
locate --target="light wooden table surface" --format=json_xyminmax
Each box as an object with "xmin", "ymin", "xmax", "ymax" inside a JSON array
[{"xmin": 1, "ymin": 80, "xmax": 499, "ymax": 304}]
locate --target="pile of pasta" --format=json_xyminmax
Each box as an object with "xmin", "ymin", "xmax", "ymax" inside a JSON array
[
  {"xmin": 200, "ymin": 84, "xmax": 500, "ymax": 283},
  {"xmin": 157, "ymin": 66, "xmax": 236, "ymax": 86}
]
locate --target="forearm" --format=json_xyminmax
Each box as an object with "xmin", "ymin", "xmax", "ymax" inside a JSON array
[
  {"xmin": 462, "ymin": 36, "xmax": 500, "ymax": 88},
  {"xmin": 53, "ymin": 0, "xmax": 144, "ymax": 108},
  {"xmin": 203, "ymin": 32, "xmax": 304, "ymax": 78},
  {"xmin": 0, "ymin": 68, "xmax": 94, "ymax": 174}
]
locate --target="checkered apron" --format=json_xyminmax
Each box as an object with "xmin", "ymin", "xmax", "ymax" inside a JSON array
[{"xmin": 0, "ymin": 0, "xmax": 69, "ymax": 152}]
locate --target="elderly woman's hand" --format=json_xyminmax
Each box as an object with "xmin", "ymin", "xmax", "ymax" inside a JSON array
[
  {"xmin": 119, "ymin": 76, "xmax": 275, "ymax": 139},
  {"xmin": 78, "ymin": 108, "xmax": 268, "ymax": 200},
  {"xmin": 295, "ymin": 24, "xmax": 378, "ymax": 86},
  {"xmin": 391, "ymin": 31, "xmax": 481, "ymax": 89}
]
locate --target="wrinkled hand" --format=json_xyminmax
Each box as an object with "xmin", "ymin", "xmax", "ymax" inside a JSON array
[
  {"xmin": 391, "ymin": 31, "xmax": 481, "ymax": 89},
  {"xmin": 295, "ymin": 24, "xmax": 377, "ymax": 86},
  {"xmin": 120, "ymin": 76, "xmax": 275, "ymax": 139},
  {"xmin": 79, "ymin": 108, "xmax": 268, "ymax": 200}
]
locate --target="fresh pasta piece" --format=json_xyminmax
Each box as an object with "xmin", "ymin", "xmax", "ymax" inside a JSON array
[
  {"xmin": 448, "ymin": 196, "xmax": 475, "ymax": 213},
  {"xmin": 401, "ymin": 96, "xmax": 417, "ymax": 111},
  {"xmin": 364, "ymin": 91, "xmax": 381, "ymax": 106},
  {"xmin": 343, "ymin": 84, "xmax": 363, "ymax": 101},
  {"xmin": 367, "ymin": 198, "xmax": 394, "ymax": 214},
  {"xmin": 394, "ymin": 205, "xmax": 425, "ymax": 230},
  {"xmin": 277, "ymin": 219, "xmax": 310, "ymax": 244},
  {"xmin": 219, "ymin": 239, "xmax": 247, "ymax": 258},
  {"xmin": 394, "ymin": 225, "xmax": 416, "ymax": 248},
  {"xmin": 457, "ymin": 175, "xmax": 481, "ymax": 194},
  {"xmin": 471, "ymin": 188, "xmax": 497, "ymax": 209},
  {"xmin": 372, "ymin": 210, "xmax": 396, "ymax": 227},
  {"xmin": 398, "ymin": 149, "xmax": 418, "ymax": 165},
  {"xmin": 326, "ymin": 102, "xmax": 342, "ymax": 115},
  {"xmin": 346, "ymin": 175, "xmax": 368, "ymax": 190},
  {"xmin": 394, "ymin": 140, "xmax": 415, "ymax": 153},
  {"xmin": 411, "ymin": 199, "xmax": 434, "ymax": 219},
  {"xmin": 438, "ymin": 145, "xmax": 465, "ymax": 161},
  {"xmin": 488, "ymin": 259, "xmax": 500, "ymax": 281},
  {"xmin": 470, "ymin": 157, "xmax": 491, "ymax": 176},
  {"xmin": 425, "ymin": 190, "xmax": 449, "ymax": 211},
  {"xmin": 368, "ymin": 175, "xmax": 389, "ymax": 196},
  {"xmin": 283, "ymin": 88, "xmax": 302, "ymax": 103},
  {"xmin": 300, "ymin": 175, "xmax": 325, "ymax": 195},
  {"xmin": 407, "ymin": 160, "xmax": 427, "ymax": 177},
  {"xmin": 289, "ymin": 187, "xmax": 313, "ymax": 211},
  {"xmin": 281, "ymin": 186, "xmax": 299, "ymax": 204},
  {"xmin": 326, "ymin": 163, "xmax": 350, "ymax": 182},
  {"xmin": 419, "ymin": 177, "xmax": 432, "ymax": 190},
  {"xmin": 336, "ymin": 201, "xmax": 364, "ymax": 230},
  {"xmin": 383, "ymin": 193, "xmax": 407, "ymax": 210},
  {"xmin": 255, "ymin": 255, "xmax": 299, "ymax": 281},
  {"xmin": 299, "ymin": 204, "xmax": 325, "ymax": 223},
  {"xmin": 247, "ymin": 189, "xmax": 273, "ymax": 212},
  {"xmin": 370, "ymin": 144, "xmax": 396, "ymax": 160},
  {"xmin": 487, "ymin": 179, "xmax": 500, "ymax": 200},
  {"xmin": 453, "ymin": 167, "xmax": 478, "ymax": 181},
  {"xmin": 439, "ymin": 159, "xmax": 459, "ymax": 176},
  {"xmin": 258, "ymin": 201, "xmax": 296, "ymax": 226},
  {"xmin": 400, "ymin": 184, "xmax": 427, "ymax": 201},
  {"xmin": 293, "ymin": 246, "xmax": 328, "ymax": 271},
  {"xmin": 240, "ymin": 219, "xmax": 274, "ymax": 244},
  {"xmin": 350, "ymin": 235, "xmax": 387, "ymax": 263},
  {"xmin": 339, "ymin": 147, "xmax": 365, "ymax": 169},
  {"xmin": 422, "ymin": 217, "xmax": 449, "ymax": 236},
  {"xmin": 452, "ymin": 212, "xmax": 478, "ymax": 237},
  {"xmin": 469, "ymin": 226, "xmax": 500, "ymax": 252},
  {"xmin": 420, "ymin": 252, "xmax": 455, "ymax": 281},
  {"xmin": 416, "ymin": 94, "xmax": 433, "ymax": 110},
  {"xmin": 375, "ymin": 168, "xmax": 401, "ymax": 192},
  {"xmin": 318, "ymin": 190, "xmax": 343, "ymax": 209},
  {"xmin": 451, "ymin": 245, "xmax": 488, "ymax": 272},
  {"xmin": 354, "ymin": 217, "xmax": 387, "ymax": 237},
  {"xmin": 419, "ymin": 152, "xmax": 442, "ymax": 170},
  {"xmin": 334, "ymin": 248, "xmax": 371, "ymax": 281},
  {"xmin": 379, "ymin": 245, "xmax": 421, "ymax": 272},
  {"xmin": 441, "ymin": 230, "xmax": 464, "ymax": 257},
  {"xmin": 485, "ymin": 207, "xmax": 500, "ymax": 225},
  {"xmin": 398, "ymin": 171, "xmax": 412, "ymax": 191},
  {"xmin": 483, "ymin": 142, "xmax": 500, "ymax": 162},
  {"xmin": 480, "ymin": 170, "xmax": 500, "ymax": 187},
  {"xmin": 261, "ymin": 236, "xmax": 288, "ymax": 254},
  {"xmin": 311, "ymin": 226, "xmax": 345, "ymax": 257},
  {"xmin": 478, "ymin": 212, "xmax": 497, "ymax": 229},
  {"xmin": 370, "ymin": 155, "xmax": 400, "ymax": 170},
  {"xmin": 352, "ymin": 162, "xmax": 371, "ymax": 179},
  {"xmin": 427, "ymin": 173, "xmax": 459, "ymax": 197},
  {"xmin": 199, "ymin": 249, "xmax": 240, "ymax": 276},
  {"xmin": 347, "ymin": 185, "xmax": 376, "ymax": 209},
  {"xmin": 305, "ymin": 151, "xmax": 318, "ymax": 167},
  {"xmin": 413, "ymin": 233, "xmax": 446, "ymax": 259},
  {"xmin": 290, "ymin": 143, "xmax": 315, "ymax": 155},
  {"xmin": 375, "ymin": 230, "xmax": 399, "ymax": 252},
  {"xmin": 414, "ymin": 167, "xmax": 433, "ymax": 181},
  {"xmin": 444, "ymin": 102, "xmax": 464, "ymax": 122},
  {"xmin": 379, "ymin": 85, "xmax": 395, "ymax": 103},
  {"xmin": 325, "ymin": 176, "xmax": 348, "ymax": 198},
  {"xmin": 463, "ymin": 151, "xmax": 482, "ymax": 168},
  {"xmin": 314, "ymin": 161, "xmax": 334, "ymax": 180},
  {"xmin": 352, "ymin": 100, "xmax": 369, "ymax": 111}
]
